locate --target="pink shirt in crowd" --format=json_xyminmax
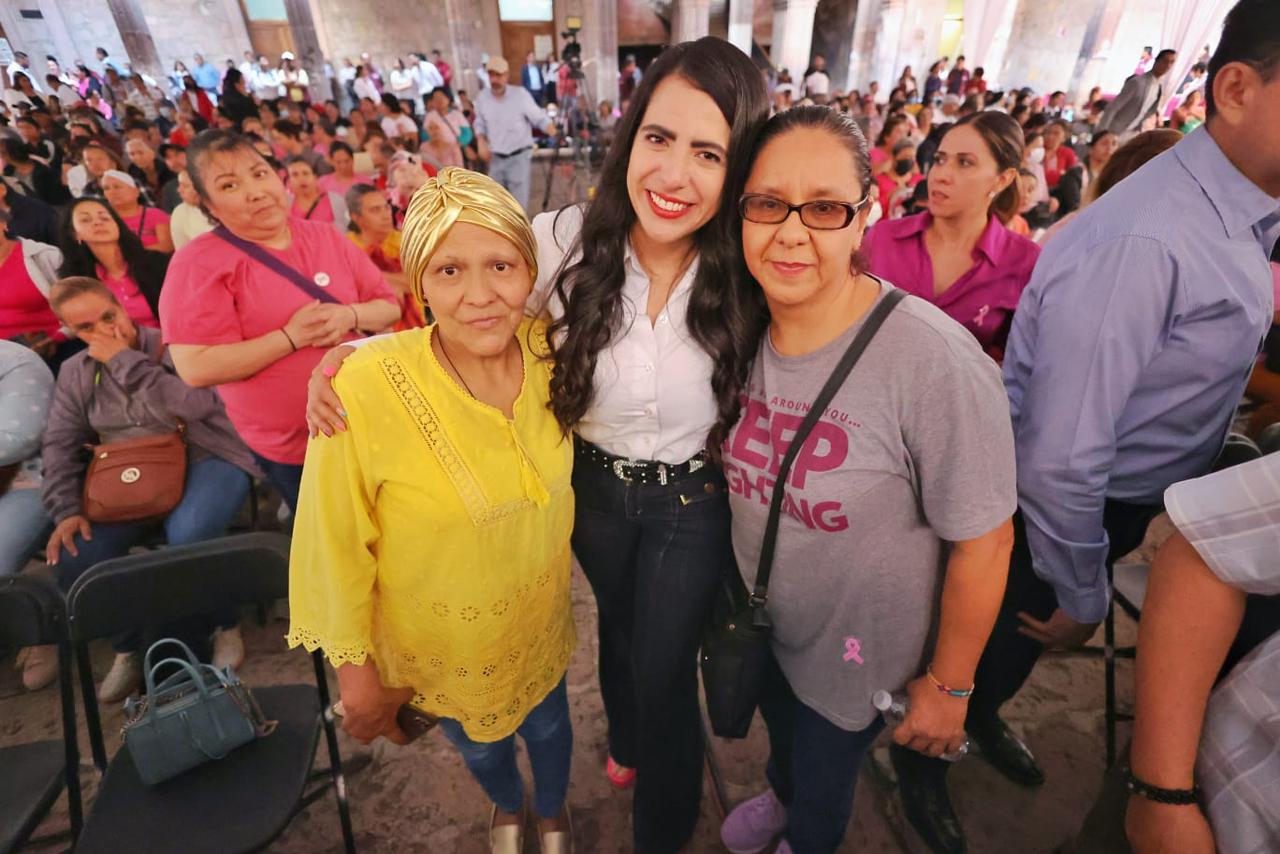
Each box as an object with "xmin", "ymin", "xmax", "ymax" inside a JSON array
[
  {"xmin": 0, "ymin": 243, "xmax": 63, "ymax": 340},
  {"xmin": 159, "ymin": 219, "xmax": 397, "ymax": 464},
  {"xmin": 96, "ymin": 265, "xmax": 159, "ymax": 329},
  {"xmin": 291, "ymin": 193, "xmax": 335, "ymax": 224},
  {"xmin": 317, "ymin": 172, "xmax": 370, "ymax": 196},
  {"xmin": 862, "ymin": 211, "xmax": 1041, "ymax": 359},
  {"xmin": 121, "ymin": 206, "xmax": 170, "ymax": 249}
]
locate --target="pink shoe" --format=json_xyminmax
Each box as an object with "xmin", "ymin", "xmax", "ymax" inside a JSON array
[
  {"xmin": 605, "ymin": 756, "xmax": 635, "ymax": 789},
  {"xmin": 721, "ymin": 788, "xmax": 787, "ymax": 854}
]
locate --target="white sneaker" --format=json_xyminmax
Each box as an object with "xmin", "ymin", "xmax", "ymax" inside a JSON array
[
  {"xmin": 212, "ymin": 625, "xmax": 246, "ymax": 671},
  {"xmin": 97, "ymin": 652, "xmax": 142, "ymax": 703}
]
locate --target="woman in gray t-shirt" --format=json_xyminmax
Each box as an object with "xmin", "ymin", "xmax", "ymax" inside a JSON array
[{"xmin": 719, "ymin": 106, "xmax": 1018, "ymax": 854}]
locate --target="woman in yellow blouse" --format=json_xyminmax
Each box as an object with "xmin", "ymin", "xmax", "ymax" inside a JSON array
[{"xmin": 287, "ymin": 169, "xmax": 575, "ymax": 854}]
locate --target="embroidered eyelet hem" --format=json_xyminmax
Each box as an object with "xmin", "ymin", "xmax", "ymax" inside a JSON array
[
  {"xmin": 285, "ymin": 626, "xmax": 375, "ymax": 667},
  {"xmin": 379, "ymin": 355, "xmax": 536, "ymax": 527}
]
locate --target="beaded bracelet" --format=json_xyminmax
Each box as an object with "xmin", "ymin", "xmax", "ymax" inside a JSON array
[
  {"xmin": 1123, "ymin": 767, "xmax": 1200, "ymax": 806},
  {"xmin": 926, "ymin": 667, "xmax": 975, "ymax": 698}
]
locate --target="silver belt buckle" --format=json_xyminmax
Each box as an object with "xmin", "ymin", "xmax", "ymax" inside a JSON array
[
  {"xmin": 611, "ymin": 459, "xmax": 634, "ymax": 484},
  {"xmin": 658, "ymin": 464, "xmax": 668, "ymax": 486},
  {"xmin": 689, "ymin": 457, "xmax": 705, "ymax": 474}
]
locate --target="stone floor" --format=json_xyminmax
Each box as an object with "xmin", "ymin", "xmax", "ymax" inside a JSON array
[{"xmin": 1, "ymin": 516, "xmax": 1171, "ymax": 854}]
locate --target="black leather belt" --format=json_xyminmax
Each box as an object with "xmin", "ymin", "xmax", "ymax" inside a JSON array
[
  {"xmin": 493, "ymin": 146, "xmax": 532, "ymax": 159},
  {"xmin": 575, "ymin": 438, "xmax": 709, "ymax": 486}
]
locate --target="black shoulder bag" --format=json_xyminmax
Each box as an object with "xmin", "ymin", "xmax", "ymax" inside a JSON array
[{"xmin": 701, "ymin": 287, "xmax": 906, "ymax": 739}]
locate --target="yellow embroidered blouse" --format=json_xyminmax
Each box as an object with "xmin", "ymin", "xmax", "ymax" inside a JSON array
[{"xmin": 286, "ymin": 319, "xmax": 576, "ymax": 742}]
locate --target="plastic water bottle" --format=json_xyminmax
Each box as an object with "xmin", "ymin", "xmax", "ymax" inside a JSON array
[{"xmin": 873, "ymin": 690, "xmax": 970, "ymax": 763}]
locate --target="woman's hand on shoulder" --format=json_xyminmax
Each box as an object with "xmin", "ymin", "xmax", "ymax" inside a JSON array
[{"xmin": 307, "ymin": 344, "xmax": 356, "ymax": 438}]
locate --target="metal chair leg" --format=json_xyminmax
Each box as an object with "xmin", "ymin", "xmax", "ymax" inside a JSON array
[
  {"xmin": 74, "ymin": 641, "xmax": 109, "ymax": 772},
  {"xmin": 1104, "ymin": 600, "xmax": 1117, "ymax": 767},
  {"xmin": 58, "ymin": 637, "xmax": 83, "ymax": 837},
  {"xmin": 312, "ymin": 652, "xmax": 356, "ymax": 854}
]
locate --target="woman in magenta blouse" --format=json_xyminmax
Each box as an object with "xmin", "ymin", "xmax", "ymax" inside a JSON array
[{"xmin": 863, "ymin": 111, "xmax": 1040, "ymax": 362}]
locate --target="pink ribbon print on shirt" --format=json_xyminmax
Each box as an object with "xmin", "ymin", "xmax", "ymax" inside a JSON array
[{"xmin": 843, "ymin": 636, "xmax": 864, "ymax": 665}]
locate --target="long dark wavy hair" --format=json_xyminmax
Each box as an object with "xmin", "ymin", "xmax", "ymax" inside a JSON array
[
  {"xmin": 546, "ymin": 37, "xmax": 770, "ymax": 452},
  {"xmin": 57, "ymin": 197, "xmax": 170, "ymax": 317}
]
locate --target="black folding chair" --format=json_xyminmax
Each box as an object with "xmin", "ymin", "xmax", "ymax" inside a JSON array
[
  {"xmin": 65, "ymin": 532, "xmax": 355, "ymax": 854},
  {"xmin": 1100, "ymin": 433, "xmax": 1264, "ymax": 764},
  {"xmin": 0, "ymin": 576, "xmax": 83, "ymax": 853}
]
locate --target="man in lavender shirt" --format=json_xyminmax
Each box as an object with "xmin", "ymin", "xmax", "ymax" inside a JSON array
[{"xmin": 897, "ymin": 2, "xmax": 1280, "ymax": 850}]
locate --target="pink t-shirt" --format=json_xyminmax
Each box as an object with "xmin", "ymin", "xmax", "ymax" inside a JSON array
[
  {"xmin": 862, "ymin": 211, "xmax": 1041, "ymax": 359},
  {"xmin": 159, "ymin": 220, "xmax": 397, "ymax": 464},
  {"xmin": 0, "ymin": 242, "xmax": 63, "ymax": 340},
  {"xmin": 291, "ymin": 193, "xmax": 335, "ymax": 224},
  {"xmin": 317, "ymin": 172, "xmax": 371, "ymax": 196},
  {"xmin": 121, "ymin": 207, "xmax": 171, "ymax": 249},
  {"xmin": 96, "ymin": 265, "xmax": 159, "ymax": 329}
]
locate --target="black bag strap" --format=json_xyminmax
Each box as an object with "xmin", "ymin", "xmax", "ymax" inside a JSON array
[
  {"xmin": 212, "ymin": 226, "xmax": 340, "ymax": 304},
  {"xmin": 750, "ymin": 287, "xmax": 906, "ymax": 611}
]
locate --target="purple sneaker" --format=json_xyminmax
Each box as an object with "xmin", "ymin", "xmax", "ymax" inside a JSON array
[{"xmin": 721, "ymin": 788, "xmax": 787, "ymax": 854}]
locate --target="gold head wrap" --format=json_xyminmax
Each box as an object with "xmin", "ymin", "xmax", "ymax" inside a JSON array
[{"xmin": 399, "ymin": 167, "xmax": 538, "ymax": 305}]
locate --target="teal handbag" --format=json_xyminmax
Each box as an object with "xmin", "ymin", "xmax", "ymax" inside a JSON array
[{"xmin": 122, "ymin": 638, "xmax": 275, "ymax": 786}]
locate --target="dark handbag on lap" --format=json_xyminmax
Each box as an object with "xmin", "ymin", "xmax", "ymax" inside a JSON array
[
  {"xmin": 123, "ymin": 638, "xmax": 276, "ymax": 786},
  {"xmin": 700, "ymin": 288, "xmax": 906, "ymax": 739}
]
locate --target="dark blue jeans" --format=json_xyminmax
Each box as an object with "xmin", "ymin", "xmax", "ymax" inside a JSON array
[
  {"xmin": 570, "ymin": 449, "xmax": 733, "ymax": 853},
  {"xmin": 53, "ymin": 456, "xmax": 251, "ymax": 651},
  {"xmin": 250, "ymin": 451, "xmax": 303, "ymax": 514},
  {"xmin": 438, "ymin": 677, "xmax": 573, "ymax": 818},
  {"xmin": 760, "ymin": 651, "xmax": 885, "ymax": 854}
]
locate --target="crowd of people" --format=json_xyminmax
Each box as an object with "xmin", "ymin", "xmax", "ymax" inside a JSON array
[{"xmin": 1, "ymin": 1, "xmax": 1278, "ymax": 853}]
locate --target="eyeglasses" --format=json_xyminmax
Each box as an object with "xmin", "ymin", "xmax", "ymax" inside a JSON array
[{"xmin": 739, "ymin": 193, "xmax": 870, "ymax": 230}]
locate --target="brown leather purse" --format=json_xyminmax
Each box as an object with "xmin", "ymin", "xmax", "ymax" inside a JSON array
[{"xmin": 82, "ymin": 421, "xmax": 187, "ymax": 524}]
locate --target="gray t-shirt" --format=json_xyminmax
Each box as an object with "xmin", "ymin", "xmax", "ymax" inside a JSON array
[{"xmin": 725, "ymin": 284, "xmax": 1017, "ymax": 730}]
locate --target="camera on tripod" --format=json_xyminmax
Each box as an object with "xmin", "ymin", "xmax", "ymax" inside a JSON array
[{"xmin": 562, "ymin": 15, "xmax": 583, "ymax": 65}]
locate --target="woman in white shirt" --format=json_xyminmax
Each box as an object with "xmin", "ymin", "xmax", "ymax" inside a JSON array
[
  {"xmin": 388, "ymin": 57, "xmax": 421, "ymax": 115},
  {"xmin": 306, "ymin": 38, "xmax": 769, "ymax": 854},
  {"xmin": 351, "ymin": 65, "xmax": 380, "ymax": 106},
  {"xmin": 378, "ymin": 92, "xmax": 419, "ymax": 145}
]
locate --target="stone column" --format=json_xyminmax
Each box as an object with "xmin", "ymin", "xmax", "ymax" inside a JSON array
[
  {"xmin": 847, "ymin": 0, "xmax": 883, "ymax": 91},
  {"xmin": 447, "ymin": 0, "xmax": 502, "ymax": 99},
  {"xmin": 810, "ymin": 0, "xmax": 859, "ymax": 94},
  {"xmin": 35, "ymin": 0, "xmax": 79, "ymax": 73},
  {"xmin": 771, "ymin": 0, "xmax": 819, "ymax": 79},
  {"xmin": 284, "ymin": 0, "xmax": 325, "ymax": 102},
  {"xmin": 674, "ymin": 0, "xmax": 713, "ymax": 44},
  {"xmin": 105, "ymin": 0, "xmax": 161, "ymax": 75},
  {"xmin": 556, "ymin": 0, "xmax": 618, "ymax": 108},
  {"xmin": 1069, "ymin": 0, "xmax": 1125, "ymax": 104},
  {"xmin": 727, "ymin": 0, "xmax": 754, "ymax": 53},
  {"xmin": 869, "ymin": 0, "xmax": 905, "ymax": 92},
  {"xmin": 218, "ymin": 0, "xmax": 253, "ymax": 57}
]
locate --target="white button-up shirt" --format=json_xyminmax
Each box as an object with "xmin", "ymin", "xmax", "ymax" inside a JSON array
[{"xmin": 531, "ymin": 205, "xmax": 717, "ymax": 464}]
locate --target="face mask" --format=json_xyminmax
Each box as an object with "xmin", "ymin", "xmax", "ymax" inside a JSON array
[
  {"xmin": 894, "ymin": 158, "xmax": 914, "ymax": 176},
  {"xmin": 864, "ymin": 200, "xmax": 883, "ymax": 227},
  {"xmin": 1028, "ymin": 147, "xmax": 1045, "ymax": 164}
]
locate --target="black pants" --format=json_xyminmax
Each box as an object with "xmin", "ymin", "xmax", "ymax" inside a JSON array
[
  {"xmin": 570, "ymin": 448, "xmax": 732, "ymax": 853},
  {"xmin": 760, "ymin": 652, "xmax": 885, "ymax": 853},
  {"xmin": 911, "ymin": 501, "xmax": 1163, "ymax": 783}
]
